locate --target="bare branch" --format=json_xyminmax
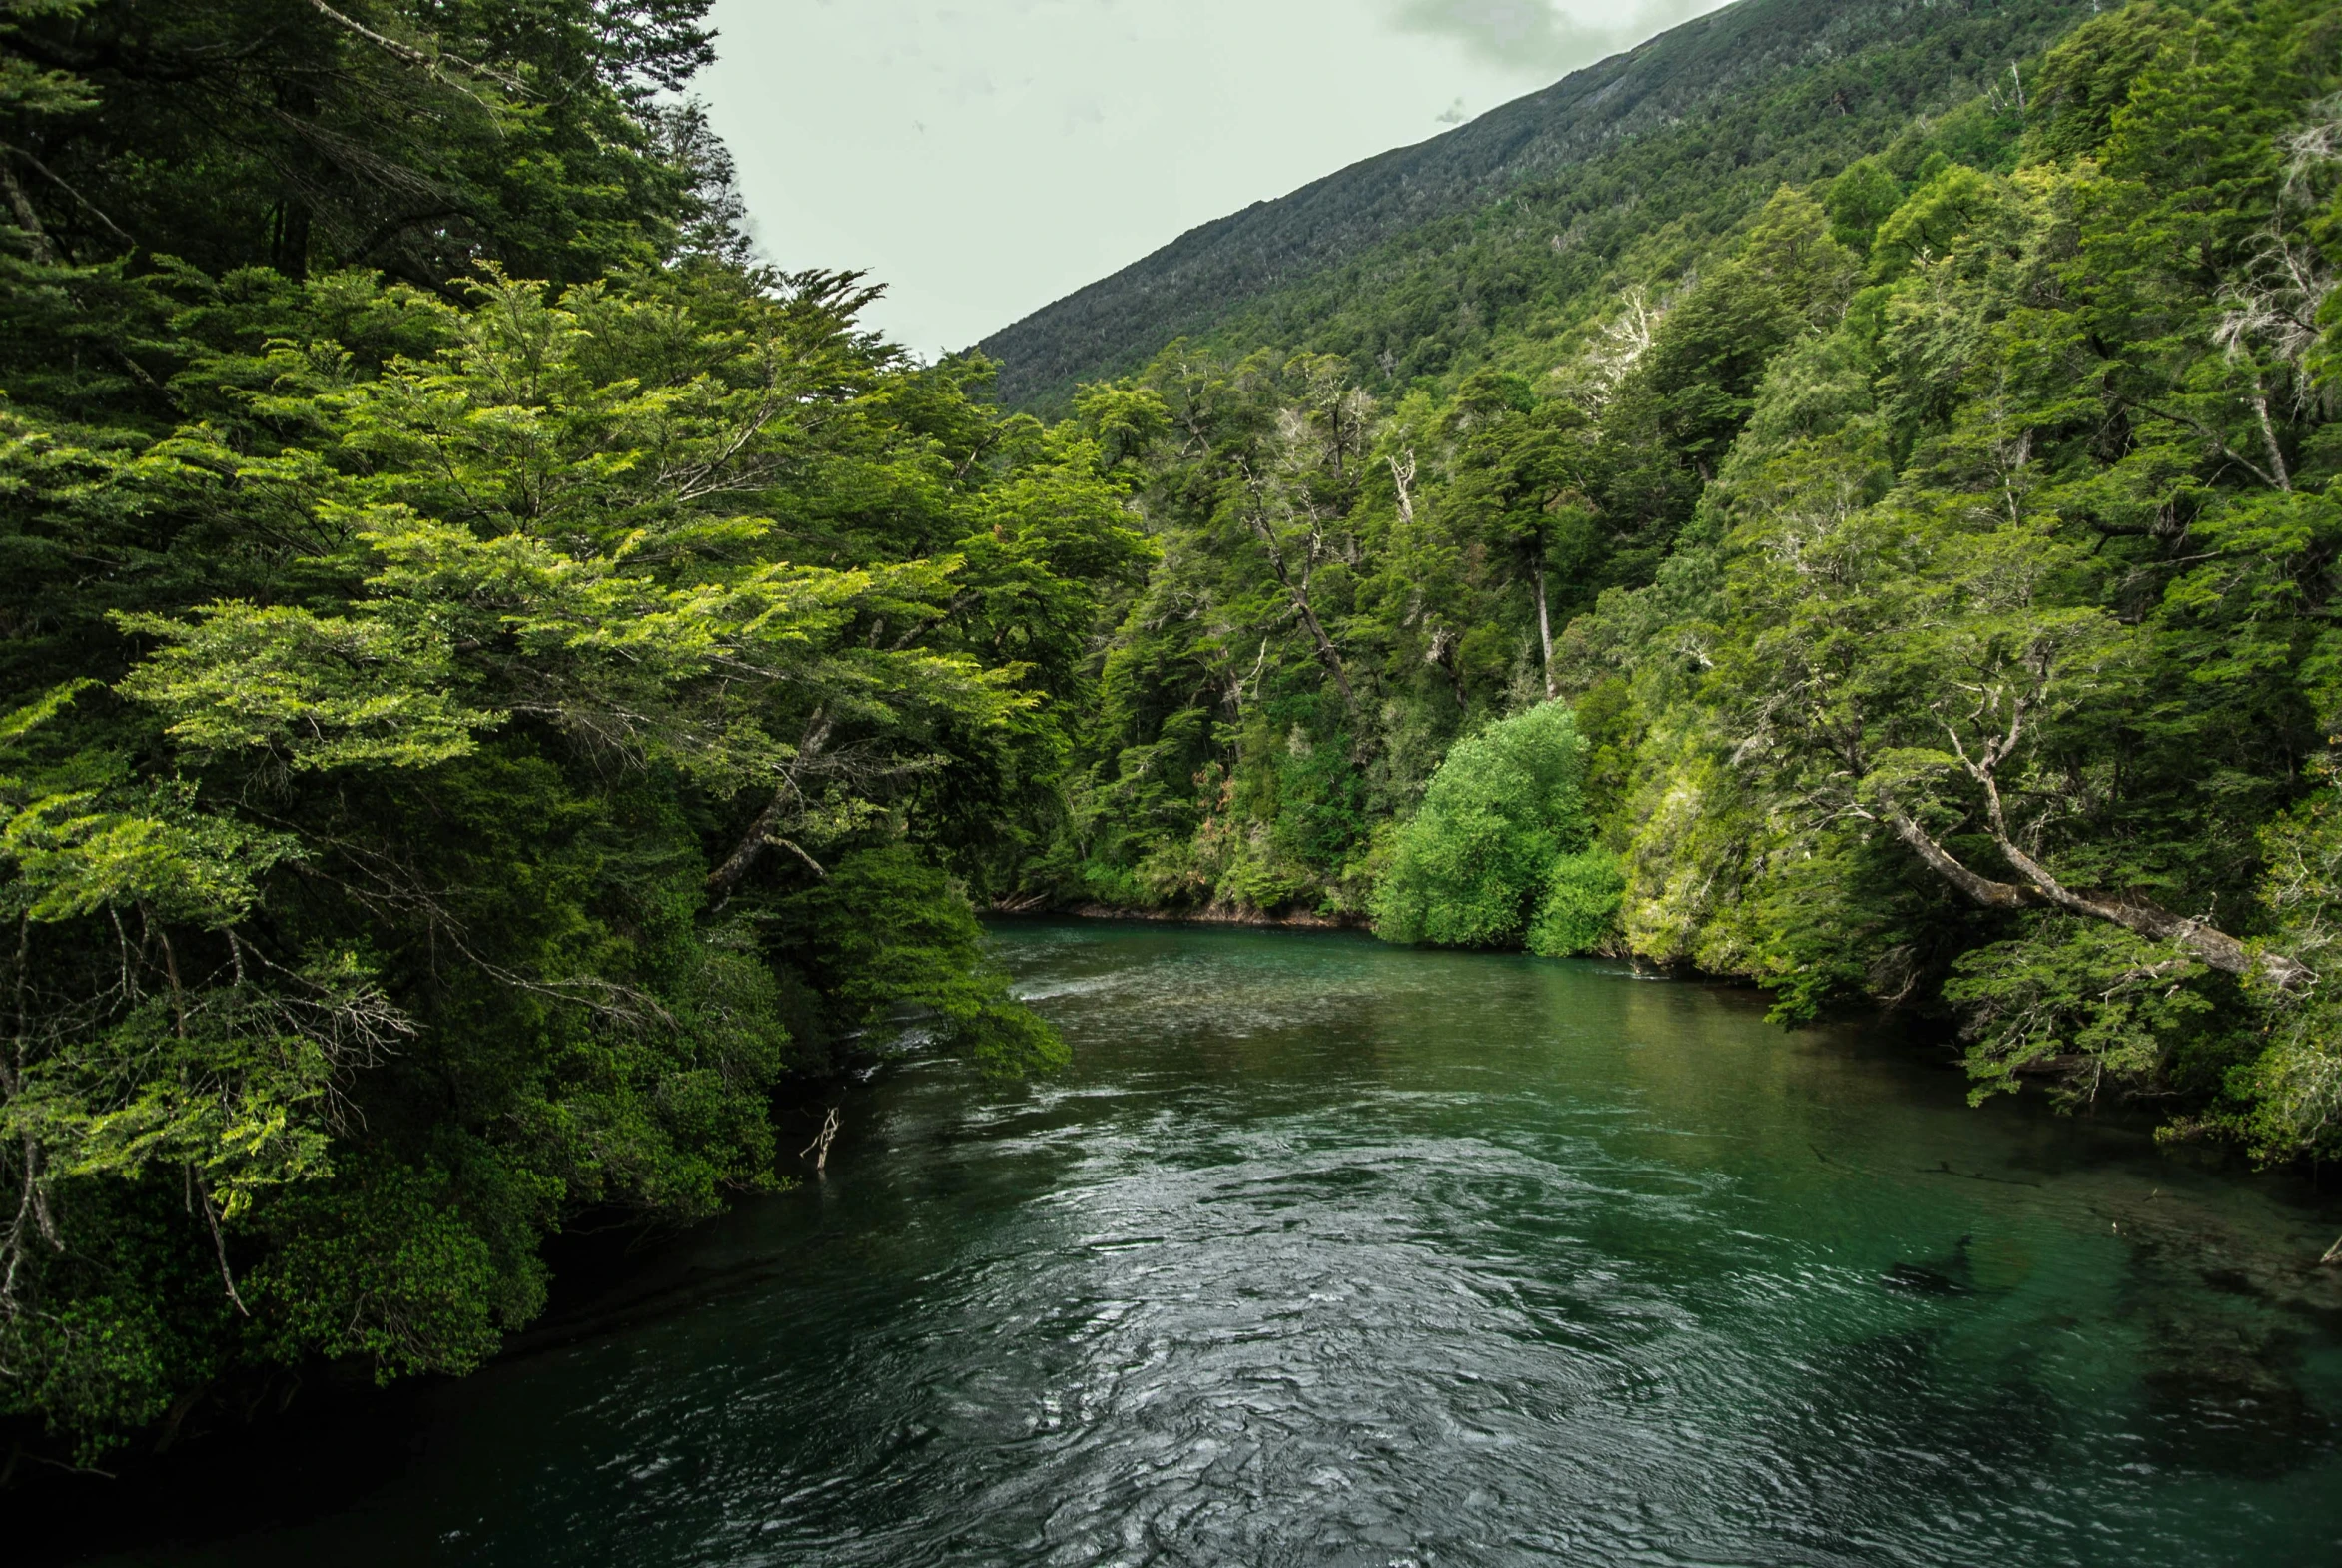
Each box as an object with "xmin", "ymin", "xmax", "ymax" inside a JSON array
[
  {"xmin": 1238, "ymin": 461, "xmax": 1360, "ymax": 722},
  {"xmin": 2247, "ymin": 384, "xmax": 2293, "ymax": 492},
  {"xmin": 2109, "ymin": 391, "xmax": 2287, "ymax": 491},
  {"xmin": 192, "ymin": 1169, "xmax": 251, "ymax": 1318},
  {"xmin": 1, "ymin": 142, "xmax": 134, "ymax": 249},
  {"xmin": 1876, "ymin": 789, "xmax": 2313, "ymax": 991},
  {"xmin": 706, "ymin": 710, "xmax": 834, "ymax": 900},
  {"xmin": 1387, "ymin": 451, "xmax": 1418, "ymax": 526},
  {"xmin": 300, "ymin": 0, "xmax": 526, "ymax": 93},
  {"xmin": 1877, "ymin": 793, "xmax": 2031, "ymax": 910},
  {"xmin": 1425, "ymin": 624, "xmax": 1470, "ymax": 714},
  {"xmin": 0, "ymin": 161, "xmax": 53, "ymax": 263}
]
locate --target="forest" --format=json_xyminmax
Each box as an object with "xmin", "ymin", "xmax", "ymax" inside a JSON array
[
  {"xmin": 2, "ymin": 0, "xmax": 2340, "ymax": 1477},
  {"xmin": 1035, "ymin": 0, "xmax": 2342, "ymax": 1171},
  {"xmin": 0, "ymin": 0, "xmax": 1132, "ymax": 1467}
]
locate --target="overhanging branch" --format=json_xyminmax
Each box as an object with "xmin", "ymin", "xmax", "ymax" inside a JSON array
[{"xmin": 1876, "ymin": 792, "xmax": 2311, "ymax": 990}]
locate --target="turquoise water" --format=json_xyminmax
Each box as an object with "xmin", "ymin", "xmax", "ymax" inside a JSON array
[{"xmin": 106, "ymin": 921, "xmax": 2342, "ymax": 1565}]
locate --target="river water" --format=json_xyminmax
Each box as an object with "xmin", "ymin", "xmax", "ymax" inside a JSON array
[{"xmin": 104, "ymin": 921, "xmax": 2342, "ymax": 1566}]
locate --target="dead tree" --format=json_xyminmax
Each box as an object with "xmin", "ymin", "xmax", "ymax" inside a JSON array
[
  {"xmin": 1532, "ymin": 555, "xmax": 1557, "ymax": 701},
  {"xmin": 1425, "ymin": 625, "xmax": 1471, "ymax": 715},
  {"xmin": 1243, "ymin": 480, "xmax": 1360, "ymax": 725},
  {"xmin": 801, "ymin": 1106, "xmax": 841, "ymax": 1176}
]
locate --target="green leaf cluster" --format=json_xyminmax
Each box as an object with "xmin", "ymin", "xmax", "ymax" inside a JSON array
[{"xmin": 1373, "ymin": 702, "xmax": 1599, "ymax": 950}]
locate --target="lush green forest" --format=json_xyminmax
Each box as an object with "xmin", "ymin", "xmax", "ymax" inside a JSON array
[
  {"xmin": 6, "ymin": 0, "xmax": 2342, "ymax": 1478},
  {"xmin": 1028, "ymin": 0, "xmax": 2342, "ymax": 1186},
  {"xmin": 0, "ymin": 0, "xmax": 1143, "ymax": 1465}
]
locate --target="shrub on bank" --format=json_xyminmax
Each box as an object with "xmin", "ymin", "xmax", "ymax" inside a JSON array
[{"xmin": 1373, "ymin": 703, "xmax": 1614, "ymax": 952}]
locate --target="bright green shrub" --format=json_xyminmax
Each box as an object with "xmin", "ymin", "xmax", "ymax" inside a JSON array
[{"xmin": 1372, "ymin": 702, "xmax": 1594, "ymax": 948}]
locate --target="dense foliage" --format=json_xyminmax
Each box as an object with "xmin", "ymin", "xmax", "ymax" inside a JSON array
[
  {"xmin": 0, "ymin": 0, "xmax": 1145, "ymax": 1462},
  {"xmin": 1030, "ymin": 0, "xmax": 2342, "ymax": 1175}
]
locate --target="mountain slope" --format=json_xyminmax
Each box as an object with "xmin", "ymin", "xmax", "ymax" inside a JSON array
[{"xmin": 976, "ymin": 0, "xmax": 2095, "ymax": 407}]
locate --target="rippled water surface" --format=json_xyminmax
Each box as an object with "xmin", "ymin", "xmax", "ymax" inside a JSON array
[{"xmin": 116, "ymin": 922, "xmax": 2342, "ymax": 1566}]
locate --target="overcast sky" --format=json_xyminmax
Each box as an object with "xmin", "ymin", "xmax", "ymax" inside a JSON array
[{"xmin": 698, "ymin": 1, "xmax": 1729, "ymax": 357}]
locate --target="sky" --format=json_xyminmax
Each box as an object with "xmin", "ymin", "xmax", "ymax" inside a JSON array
[{"xmin": 698, "ymin": 0, "xmax": 1730, "ymax": 357}]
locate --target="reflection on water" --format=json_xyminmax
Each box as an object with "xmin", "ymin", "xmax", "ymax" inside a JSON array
[{"xmin": 100, "ymin": 922, "xmax": 2342, "ymax": 1566}]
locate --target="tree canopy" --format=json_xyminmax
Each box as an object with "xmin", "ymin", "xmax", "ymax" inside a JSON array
[{"xmin": 0, "ymin": 0, "xmax": 1148, "ymax": 1463}]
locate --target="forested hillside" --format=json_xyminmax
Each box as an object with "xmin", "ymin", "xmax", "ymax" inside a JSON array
[
  {"xmin": 0, "ymin": 0, "xmax": 1134, "ymax": 1464},
  {"xmin": 977, "ymin": 0, "xmax": 2100, "ymax": 409},
  {"xmin": 1021, "ymin": 0, "xmax": 2342, "ymax": 1173},
  {"xmin": 7, "ymin": 0, "xmax": 2340, "ymax": 1483}
]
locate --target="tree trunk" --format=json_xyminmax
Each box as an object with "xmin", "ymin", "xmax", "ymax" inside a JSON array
[
  {"xmin": 1878, "ymin": 802, "xmax": 2029, "ymax": 911},
  {"xmin": 1427, "ymin": 626, "xmax": 1469, "ymax": 715},
  {"xmin": 2248, "ymin": 383, "xmax": 2292, "ymax": 493},
  {"xmin": 271, "ymin": 76, "xmax": 319, "ymax": 281},
  {"xmin": 1533, "ymin": 556, "xmax": 1556, "ymax": 701},
  {"xmin": 706, "ymin": 711, "xmax": 834, "ymax": 899},
  {"xmin": 0, "ymin": 161, "xmax": 52, "ymax": 263},
  {"xmin": 1294, "ymin": 599, "xmax": 1358, "ymax": 713},
  {"xmin": 1247, "ymin": 514, "xmax": 1359, "ymax": 721},
  {"xmin": 270, "ymin": 198, "xmax": 312, "ymax": 281}
]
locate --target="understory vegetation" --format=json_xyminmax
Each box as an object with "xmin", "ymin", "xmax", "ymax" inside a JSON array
[{"xmin": 5, "ymin": 0, "xmax": 2342, "ymax": 1474}]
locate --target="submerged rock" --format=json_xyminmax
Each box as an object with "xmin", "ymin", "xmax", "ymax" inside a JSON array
[{"xmin": 1883, "ymin": 1235, "xmax": 1976, "ymax": 1295}]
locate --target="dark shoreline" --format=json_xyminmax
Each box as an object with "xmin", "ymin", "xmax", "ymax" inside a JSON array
[{"xmin": 992, "ymin": 895, "xmax": 1369, "ymax": 931}]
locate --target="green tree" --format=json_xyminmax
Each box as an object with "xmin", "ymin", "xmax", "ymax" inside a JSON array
[
  {"xmin": 0, "ymin": 0, "xmax": 1160, "ymax": 1455},
  {"xmin": 1373, "ymin": 702, "xmax": 1594, "ymax": 949}
]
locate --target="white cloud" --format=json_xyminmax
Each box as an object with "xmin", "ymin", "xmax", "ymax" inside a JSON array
[{"xmin": 1387, "ymin": 0, "xmax": 1721, "ymax": 73}]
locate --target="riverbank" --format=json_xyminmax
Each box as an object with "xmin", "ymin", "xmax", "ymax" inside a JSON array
[{"xmin": 993, "ymin": 894, "xmax": 1369, "ymax": 930}]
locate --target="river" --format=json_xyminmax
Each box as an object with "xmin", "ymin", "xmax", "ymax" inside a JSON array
[{"xmin": 88, "ymin": 920, "xmax": 2342, "ymax": 1566}]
